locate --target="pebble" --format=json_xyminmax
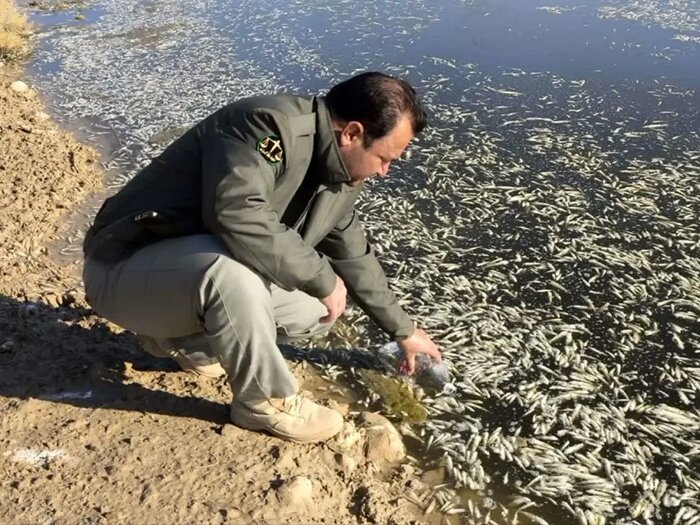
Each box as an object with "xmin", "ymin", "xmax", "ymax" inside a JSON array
[
  {"xmin": 334, "ymin": 452, "xmax": 357, "ymax": 475},
  {"xmin": 19, "ymin": 303, "xmax": 39, "ymax": 317},
  {"xmin": 43, "ymin": 293, "xmax": 62, "ymax": 309},
  {"xmin": 62, "ymin": 289, "xmax": 79, "ymax": 305},
  {"xmin": 276, "ymin": 476, "xmax": 313, "ymax": 507},
  {"xmin": 10, "ymin": 81, "xmax": 29, "ymax": 94},
  {"xmin": 274, "ymin": 446, "xmax": 298, "ymax": 470},
  {"xmin": 0, "ymin": 340, "xmax": 16, "ymax": 352},
  {"xmin": 351, "ymin": 485, "xmax": 394, "ymax": 524},
  {"xmin": 358, "ymin": 412, "xmax": 406, "ymax": 463}
]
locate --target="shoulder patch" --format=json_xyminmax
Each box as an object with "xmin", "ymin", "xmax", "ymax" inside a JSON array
[{"xmin": 256, "ymin": 135, "xmax": 284, "ymax": 164}]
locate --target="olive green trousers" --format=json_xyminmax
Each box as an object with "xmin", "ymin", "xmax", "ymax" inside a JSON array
[{"xmin": 83, "ymin": 234, "xmax": 332, "ymax": 402}]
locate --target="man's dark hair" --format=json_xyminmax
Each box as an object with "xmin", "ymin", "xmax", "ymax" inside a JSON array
[{"xmin": 326, "ymin": 72, "xmax": 427, "ymax": 147}]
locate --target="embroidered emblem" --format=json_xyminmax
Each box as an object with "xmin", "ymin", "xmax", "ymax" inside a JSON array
[{"xmin": 256, "ymin": 135, "xmax": 284, "ymax": 164}]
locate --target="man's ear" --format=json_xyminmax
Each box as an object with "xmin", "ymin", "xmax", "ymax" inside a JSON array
[{"xmin": 339, "ymin": 121, "xmax": 365, "ymax": 147}]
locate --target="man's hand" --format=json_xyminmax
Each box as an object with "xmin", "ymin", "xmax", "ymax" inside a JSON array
[
  {"xmin": 319, "ymin": 276, "xmax": 347, "ymax": 323},
  {"xmin": 397, "ymin": 328, "xmax": 442, "ymax": 375}
]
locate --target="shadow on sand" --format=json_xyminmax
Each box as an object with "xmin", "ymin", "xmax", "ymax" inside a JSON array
[
  {"xmin": 0, "ymin": 295, "xmax": 381, "ymax": 423},
  {"xmin": 0, "ymin": 294, "xmax": 229, "ymax": 423}
]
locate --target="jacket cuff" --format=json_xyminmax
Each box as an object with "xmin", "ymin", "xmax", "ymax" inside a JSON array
[
  {"xmin": 299, "ymin": 258, "xmax": 337, "ymax": 298},
  {"xmin": 328, "ymin": 246, "xmax": 416, "ymax": 339},
  {"xmin": 393, "ymin": 322, "xmax": 416, "ymax": 342}
]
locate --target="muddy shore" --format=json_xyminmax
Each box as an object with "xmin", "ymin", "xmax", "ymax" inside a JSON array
[{"xmin": 0, "ymin": 31, "xmax": 443, "ymax": 525}]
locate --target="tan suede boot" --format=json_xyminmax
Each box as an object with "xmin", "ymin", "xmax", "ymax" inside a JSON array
[
  {"xmin": 230, "ymin": 395, "xmax": 343, "ymax": 443},
  {"xmin": 137, "ymin": 335, "xmax": 226, "ymax": 378}
]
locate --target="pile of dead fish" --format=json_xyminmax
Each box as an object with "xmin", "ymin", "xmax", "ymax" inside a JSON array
[
  {"xmin": 348, "ymin": 59, "xmax": 700, "ymax": 524},
  {"xmin": 597, "ymin": 0, "xmax": 700, "ymax": 43}
]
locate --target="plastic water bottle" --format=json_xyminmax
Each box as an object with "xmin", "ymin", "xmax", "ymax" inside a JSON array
[{"xmin": 377, "ymin": 341, "xmax": 452, "ymax": 391}]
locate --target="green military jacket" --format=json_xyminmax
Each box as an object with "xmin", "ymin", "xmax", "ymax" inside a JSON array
[{"xmin": 84, "ymin": 95, "xmax": 414, "ymax": 339}]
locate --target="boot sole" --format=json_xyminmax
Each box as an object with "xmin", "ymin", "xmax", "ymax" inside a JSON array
[{"xmin": 230, "ymin": 406, "xmax": 343, "ymax": 444}]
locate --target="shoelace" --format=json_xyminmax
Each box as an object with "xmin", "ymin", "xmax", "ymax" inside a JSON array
[{"xmin": 283, "ymin": 394, "xmax": 306, "ymax": 415}]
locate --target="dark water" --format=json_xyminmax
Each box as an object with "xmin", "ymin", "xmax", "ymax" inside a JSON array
[
  {"xmin": 201, "ymin": 0, "xmax": 700, "ymax": 88},
  {"xmin": 22, "ymin": 0, "xmax": 700, "ymax": 177},
  {"xmin": 419, "ymin": 0, "xmax": 700, "ymax": 82}
]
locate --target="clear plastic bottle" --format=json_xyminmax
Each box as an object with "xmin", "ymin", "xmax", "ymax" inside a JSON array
[{"xmin": 376, "ymin": 341, "xmax": 452, "ymax": 391}]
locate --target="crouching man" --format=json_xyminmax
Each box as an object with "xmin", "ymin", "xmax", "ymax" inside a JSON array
[{"xmin": 83, "ymin": 72, "xmax": 441, "ymax": 443}]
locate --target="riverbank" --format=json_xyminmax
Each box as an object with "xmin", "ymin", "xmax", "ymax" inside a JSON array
[
  {"xmin": 0, "ymin": 71, "xmax": 100, "ymax": 299},
  {"xmin": 0, "ymin": 0, "xmax": 31, "ymax": 61},
  {"xmin": 0, "ymin": 5, "xmax": 439, "ymax": 524}
]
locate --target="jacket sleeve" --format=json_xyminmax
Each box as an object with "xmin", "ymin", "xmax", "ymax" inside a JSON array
[
  {"xmin": 200, "ymin": 110, "xmax": 337, "ymax": 298},
  {"xmin": 317, "ymin": 207, "xmax": 415, "ymax": 340}
]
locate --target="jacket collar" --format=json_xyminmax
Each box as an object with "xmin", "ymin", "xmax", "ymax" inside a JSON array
[{"xmin": 314, "ymin": 97, "xmax": 356, "ymax": 190}]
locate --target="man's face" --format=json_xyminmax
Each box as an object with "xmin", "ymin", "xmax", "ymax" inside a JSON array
[{"xmin": 336, "ymin": 115, "xmax": 414, "ymax": 187}]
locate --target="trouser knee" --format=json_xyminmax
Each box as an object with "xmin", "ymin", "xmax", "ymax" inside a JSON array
[
  {"xmin": 273, "ymin": 291, "xmax": 333, "ymax": 343},
  {"xmin": 201, "ymin": 256, "xmax": 271, "ymax": 309}
]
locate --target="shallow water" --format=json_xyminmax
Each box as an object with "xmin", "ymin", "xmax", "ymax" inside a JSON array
[
  {"xmin": 24, "ymin": 0, "xmax": 700, "ymax": 523},
  {"xmin": 24, "ymin": 0, "xmax": 700, "ymax": 173}
]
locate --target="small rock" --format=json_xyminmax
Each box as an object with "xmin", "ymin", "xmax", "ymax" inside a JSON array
[
  {"xmin": 351, "ymin": 485, "xmax": 393, "ymax": 524},
  {"xmin": 44, "ymin": 293, "xmax": 62, "ymax": 308},
  {"xmin": 358, "ymin": 412, "xmax": 406, "ymax": 463},
  {"xmin": 276, "ymin": 476, "xmax": 313, "ymax": 507},
  {"xmin": 62, "ymin": 289, "xmax": 79, "ymax": 306},
  {"xmin": 397, "ymin": 463, "xmax": 414, "ymax": 478},
  {"xmin": 274, "ymin": 446, "xmax": 297, "ymax": 470},
  {"xmin": 10, "ymin": 81, "xmax": 29, "ymax": 94},
  {"xmin": 35, "ymin": 111, "xmax": 51, "ymax": 122},
  {"xmin": 20, "ymin": 303, "xmax": 39, "ymax": 317},
  {"xmin": 334, "ymin": 452, "xmax": 357, "ymax": 475},
  {"xmin": 0, "ymin": 340, "xmax": 16, "ymax": 353},
  {"xmin": 330, "ymin": 421, "xmax": 363, "ymax": 453}
]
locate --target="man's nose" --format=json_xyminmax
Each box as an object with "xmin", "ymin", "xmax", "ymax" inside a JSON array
[{"xmin": 379, "ymin": 162, "xmax": 391, "ymax": 177}]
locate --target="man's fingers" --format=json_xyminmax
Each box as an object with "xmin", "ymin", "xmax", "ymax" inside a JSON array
[
  {"xmin": 319, "ymin": 308, "xmax": 334, "ymax": 324},
  {"xmin": 429, "ymin": 347, "xmax": 443, "ymax": 362},
  {"xmin": 319, "ymin": 276, "xmax": 346, "ymax": 324},
  {"xmin": 319, "ymin": 304, "xmax": 342, "ymax": 324},
  {"xmin": 320, "ymin": 312, "xmax": 338, "ymax": 324},
  {"xmin": 408, "ymin": 355, "xmax": 417, "ymax": 375},
  {"xmin": 399, "ymin": 354, "xmax": 416, "ymax": 376},
  {"xmin": 419, "ymin": 338, "xmax": 442, "ymax": 362}
]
